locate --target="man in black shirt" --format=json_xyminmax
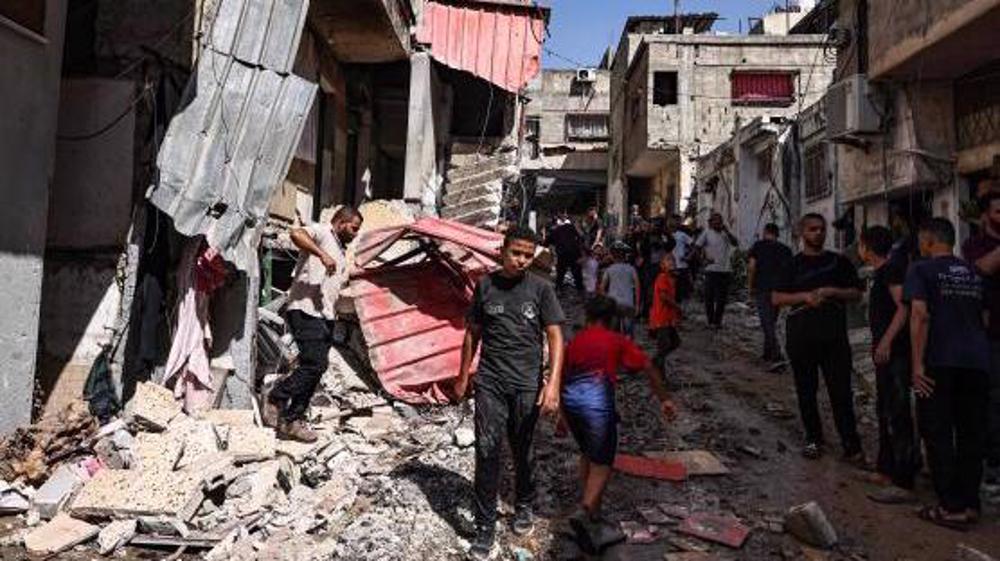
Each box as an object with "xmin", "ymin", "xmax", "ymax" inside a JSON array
[
  {"xmin": 748, "ymin": 223, "xmax": 792, "ymax": 363},
  {"xmin": 456, "ymin": 226, "xmax": 566, "ymax": 560},
  {"xmin": 773, "ymin": 213, "xmax": 864, "ymax": 462},
  {"xmin": 859, "ymin": 226, "xmax": 919, "ymax": 503},
  {"xmin": 906, "ymin": 218, "xmax": 990, "ymax": 529},
  {"xmin": 549, "ymin": 211, "xmax": 585, "ymax": 292}
]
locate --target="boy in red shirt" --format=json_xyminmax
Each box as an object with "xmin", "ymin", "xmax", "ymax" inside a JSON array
[
  {"xmin": 562, "ymin": 295, "xmax": 677, "ymax": 553},
  {"xmin": 649, "ymin": 255, "xmax": 681, "ymax": 372}
]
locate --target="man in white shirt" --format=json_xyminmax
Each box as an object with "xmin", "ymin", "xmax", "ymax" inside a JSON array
[
  {"xmin": 668, "ymin": 215, "xmax": 693, "ymax": 304},
  {"xmin": 264, "ymin": 206, "xmax": 363, "ymax": 442},
  {"xmin": 694, "ymin": 212, "xmax": 738, "ymax": 329}
]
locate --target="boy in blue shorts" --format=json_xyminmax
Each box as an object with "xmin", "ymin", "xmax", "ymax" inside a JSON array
[{"xmin": 561, "ymin": 295, "xmax": 678, "ymax": 553}]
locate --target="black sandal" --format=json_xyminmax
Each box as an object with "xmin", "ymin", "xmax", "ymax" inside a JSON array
[
  {"xmin": 802, "ymin": 442, "xmax": 822, "ymax": 460},
  {"xmin": 916, "ymin": 505, "xmax": 970, "ymax": 532}
]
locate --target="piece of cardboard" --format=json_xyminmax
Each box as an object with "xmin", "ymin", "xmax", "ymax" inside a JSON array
[{"xmin": 646, "ymin": 450, "xmax": 730, "ymax": 476}]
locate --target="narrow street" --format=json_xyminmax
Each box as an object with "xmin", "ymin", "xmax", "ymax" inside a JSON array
[{"xmin": 513, "ymin": 294, "xmax": 1000, "ymax": 561}]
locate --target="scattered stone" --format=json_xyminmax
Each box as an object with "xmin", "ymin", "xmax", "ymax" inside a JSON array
[
  {"xmin": 224, "ymin": 426, "xmax": 277, "ymax": 463},
  {"xmin": 127, "ymin": 382, "xmax": 183, "ymax": 430},
  {"xmin": 134, "ymin": 431, "xmax": 184, "ymax": 471},
  {"xmin": 620, "ymin": 520, "xmax": 660, "ymax": 544},
  {"xmin": 97, "ymin": 519, "xmax": 137, "ymax": 554},
  {"xmin": 0, "ymin": 480, "xmax": 30, "ymax": 514},
  {"xmin": 453, "ymin": 427, "xmax": 475, "ymax": 448},
  {"xmin": 70, "ymin": 468, "xmax": 205, "ymax": 521},
  {"xmin": 23, "ymin": 513, "xmax": 99, "ymax": 554},
  {"xmin": 174, "ymin": 419, "xmax": 223, "ymax": 470},
  {"xmin": 677, "ymin": 514, "xmax": 750, "ymax": 549},
  {"xmin": 197, "ymin": 409, "xmax": 256, "ymax": 427},
  {"xmin": 737, "ymin": 444, "xmax": 764, "ymax": 459},
  {"xmin": 646, "ymin": 450, "xmax": 730, "ymax": 476},
  {"xmin": 512, "ymin": 546, "xmax": 535, "ymax": 561},
  {"xmin": 785, "ymin": 502, "xmax": 838, "ymax": 549},
  {"xmin": 638, "ymin": 506, "xmax": 673, "ymax": 525},
  {"xmin": 31, "ymin": 463, "xmax": 86, "ymax": 519}
]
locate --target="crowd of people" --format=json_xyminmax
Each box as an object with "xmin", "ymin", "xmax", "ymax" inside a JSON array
[{"xmin": 270, "ymin": 198, "xmax": 999, "ymax": 560}]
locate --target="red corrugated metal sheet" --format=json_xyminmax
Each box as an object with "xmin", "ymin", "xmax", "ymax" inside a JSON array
[
  {"xmin": 350, "ymin": 218, "xmax": 504, "ymax": 403},
  {"xmin": 731, "ymin": 71, "xmax": 795, "ymax": 105},
  {"xmin": 416, "ymin": 1, "xmax": 547, "ymax": 93}
]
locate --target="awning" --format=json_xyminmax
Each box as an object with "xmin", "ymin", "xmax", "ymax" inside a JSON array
[
  {"xmin": 348, "ymin": 217, "xmax": 503, "ymax": 404},
  {"xmin": 415, "ymin": 0, "xmax": 548, "ymax": 93}
]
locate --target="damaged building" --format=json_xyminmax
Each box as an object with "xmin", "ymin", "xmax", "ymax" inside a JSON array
[{"xmin": 0, "ymin": 0, "xmax": 548, "ymax": 434}]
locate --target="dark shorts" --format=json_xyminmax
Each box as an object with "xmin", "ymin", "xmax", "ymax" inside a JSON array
[{"xmin": 562, "ymin": 375, "xmax": 618, "ymax": 465}]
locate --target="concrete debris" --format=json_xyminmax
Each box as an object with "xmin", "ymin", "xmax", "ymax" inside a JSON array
[
  {"xmin": 127, "ymin": 382, "xmax": 183, "ymax": 430},
  {"xmin": 0, "ymin": 400, "xmax": 97, "ymax": 484},
  {"xmin": 96, "ymin": 519, "xmax": 137, "ymax": 554},
  {"xmin": 785, "ymin": 502, "xmax": 838, "ymax": 549},
  {"xmin": 453, "ymin": 427, "xmax": 475, "ymax": 448},
  {"xmin": 31, "ymin": 463, "xmax": 87, "ymax": 519},
  {"xmin": 224, "ymin": 426, "xmax": 277, "ymax": 463},
  {"xmin": 197, "ymin": 408, "xmax": 257, "ymax": 427},
  {"xmin": 23, "ymin": 513, "xmax": 99, "ymax": 554},
  {"xmin": 677, "ymin": 514, "xmax": 751, "ymax": 549},
  {"xmin": 134, "ymin": 431, "xmax": 184, "ymax": 472},
  {"xmin": 0, "ymin": 480, "xmax": 31, "ymax": 514}
]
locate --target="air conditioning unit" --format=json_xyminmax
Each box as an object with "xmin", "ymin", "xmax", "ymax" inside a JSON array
[
  {"xmin": 576, "ymin": 68, "xmax": 597, "ymax": 83},
  {"xmin": 826, "ymin": 74, "xmax": 881, "ymax": 139}
]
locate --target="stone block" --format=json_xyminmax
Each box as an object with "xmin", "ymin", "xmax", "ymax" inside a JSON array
[
  {"xmin": 173, "ymin": 419, "xmax": 223, "ymax": 470},
  {"xmin": 69, "ymin": 469, "xmax": 205, "ymax": 521},
  {"xmin": 23, "ymin": 513, "xmax": 99, "ymax": 554},
  {"xmin": 127, "ymin": 382, "xmax": 183, "ymax": 430},
  {"xmin": 224, "ymin": 426, "xmax": 276, "ymax": 463},
  {"xmin": 134, "ymin": 431, "xmax": 184, "ymax": 472},
  {"xmin": 785, "ymin": 502, "xmax": 837, "ymax": 549},
  {"xmin": 97, "ymin": 519, "xmax": 137, "ymax": 554},
  {"xmin": 32, "ymin": 464, "xmax": 86, "ymax": 519},
  {"xmin": 197, "ymin": 409, "xmax": 256, "ymax": 427},
  {"xmin": 453, "ymin": 427, "xmax": 475, "ymax": 448}
]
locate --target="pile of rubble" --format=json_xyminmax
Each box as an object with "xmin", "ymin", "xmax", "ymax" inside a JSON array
[{"xmin": 0, "ymin": 349, "xmax": 483, "ymax": 560}]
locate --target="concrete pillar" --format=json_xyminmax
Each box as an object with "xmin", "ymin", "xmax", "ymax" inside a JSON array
[
  {"xmin": 0, "ymin": 0, "xmax": 68, "ymax": 433},
  {"xmin": 403, "ymin": 52, "xmax": 442, "ymax": 215}
]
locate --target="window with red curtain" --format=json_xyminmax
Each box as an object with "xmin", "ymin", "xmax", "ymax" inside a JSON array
[{"xmin": 731, "ymin": 72, "xmax": 795, "ymax": 106}]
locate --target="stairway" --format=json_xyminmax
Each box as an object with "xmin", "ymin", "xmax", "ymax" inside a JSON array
[{"xmin": 439, "ymin": 144, "xmax": 519, "ymax": 228}]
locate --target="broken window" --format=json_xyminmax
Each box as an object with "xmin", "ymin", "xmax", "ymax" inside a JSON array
[
  {"xmin": 730, "ymin": 72, "xmax": 795, "ymax": 107},
  {"xmin": 653, "ymin": 72, "xmax": 678, "ymax": 106},
  {"xmin": 1, "ymin": 0, "xmax": 45, "ymax": 36},
  {"xmin": 570, "ymin": 80, "xmax": 594, "ymax": 97},
  {"xmin": 565, "ymin": 114, "xmax": 609, "ymax": 141},
  {"xmin": 804, "ymin": 144, "xmax": 831, "ymax": 201}
]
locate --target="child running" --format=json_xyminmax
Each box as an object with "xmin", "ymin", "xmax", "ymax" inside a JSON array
[
  {"xmin": 561, "ymin": 295, "xmax": 678, "ymax": 554},
  {"xmin": 649, "ymin": 255, "xmax": 682, "ymax": 373}
]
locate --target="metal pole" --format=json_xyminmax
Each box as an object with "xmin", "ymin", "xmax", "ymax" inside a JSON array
[{"xmin": 674, "ymin": 0, "xmax": 681, "ymax": 34}]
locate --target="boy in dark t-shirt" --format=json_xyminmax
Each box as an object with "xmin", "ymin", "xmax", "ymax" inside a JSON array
[
  {"xmin": 748, "ymin": 223, "xmax": 793, "ymax": 362},
  {"xmin": 455, "ymin": 226, "xmax": 566, "ymax": 560},
  {"xmin": 859, "ymin": 226, "xmax": 919, "ymax": 503},
  {"xmin": 906, "ymin": 218, "xmax": 990, "ymax": 530},
  {"xmin": 772, "ymin": 214, "xmax": 864, "ymax": 462}
]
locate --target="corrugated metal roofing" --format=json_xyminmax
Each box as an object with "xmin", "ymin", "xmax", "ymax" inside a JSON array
[
  {"xmin": 148, "ymin": 0, "xmax": 316, "ymax": 272},
  {"xmin": 416, "ymin": 0, "xmax": 547, "ymax": 93},
  {"xmin": 350, "ymin": 218, "xmax": 503, "ymax": 404}
]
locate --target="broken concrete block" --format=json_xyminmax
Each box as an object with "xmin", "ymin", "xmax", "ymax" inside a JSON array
[
  {"xmin": 223, "ymin": 426, "xmax": 276, "ymax": 463},
  {"xmin": 135, "ymin": 431, "xmax": 184, "ymax": 472},
  {"xmin": 197, "ymin": 408, "xmax": 256, "ymax": 427},
  {"xmin": 97, "ymin": 519, "xmax": 137, "ymax": 554},
  {"xmin": 637, "ymin": 506, "xmax": 672, "ymax": 525},
  {"xmin": 174, "ymin": 419, "xmax": 222, "ymax": 470},
  {"xmin": 32, "ymin": 464, "xmax": 85, "ymax": 519},
  {"xmin": 454, "ymin": 427, "xmax": 475, "ymax": 448},
  {"xmin": 70, "ymin": 468, "xmax": 205, "ymax": 521},
  {"xmin": 345, "ymin": 411, "xmax": 397, "ymax": 441},
  {"xmin": 227, "ymin": 460, "xmax": 280, "ymax": 517},
  {"xmin": 127, "ymin": 382, "xmax": 183, "ymax": 430},
  {"xmin": 0, "ymin": 480, "xmax": 30, "ymax": 514},
  {"xmin": 785, "ymin": 502, "xmax": 838, "ymax": 549},
  {"xmin": 23, "ymin": 513, "xmax": 99, "ymax": 554},
  {"xmin": 677, "ymin": 514, "xmax": 751, "ymax": 549}
]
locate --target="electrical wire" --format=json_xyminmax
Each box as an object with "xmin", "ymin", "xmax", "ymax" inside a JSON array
[{"xmin": 57, "ymin": 84, "xmax": 153, "ymax": 141}]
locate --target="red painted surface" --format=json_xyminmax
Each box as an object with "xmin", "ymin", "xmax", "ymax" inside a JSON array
[
  {"xmin": 613, "ymin": 454, "xmax": 688, "ymax": 482},
  {"xmin": 416, "ymin": 1, "xmax": 547, "ymax": 92},
  {"xmin": 350, "ymin": 218, "xmax": 504, "ymax": 404},
  {"xmin": 731, "ymin": 71, "xmax": 795, "ymax": 105}
]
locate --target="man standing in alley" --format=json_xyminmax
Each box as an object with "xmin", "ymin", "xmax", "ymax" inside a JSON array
[
  {"xmin": 454, "ymin": 226, "xmax": 566, "ymax": 560},
  {"xmin": 549, "ymin": 210, "xmax": 585, "ymax": 292},
  {"xmin": 694, "ymin": 212, "xmax": 738, "ymax": 329},
  {"xmin": 908, "ymin": 218, "xmax": 991, "ymax": 530},
  {"xmin": 263, "ymin": 206, "xmax": 364, "ymax": 443},
  {"xmin": 583, "ymin": 206, "xmax": 605, "ymax": 250},
  {"xmin": 859, "ymin": 226, "xmax": 919, "ymax": 504},
  {"xmin": 961, "ymin": 187, "xmax": 1000, "ymax": 486},
  {"xmin": 772, "ymin": 213, "xmax": 864, "ymax": 462},
  {"xmin": 668, "ymin": 215, "xmax": 694, "ymax": 307},
  {"xmin": 747, "ymin": 223, "xmax": 792, "ymax": 363}
]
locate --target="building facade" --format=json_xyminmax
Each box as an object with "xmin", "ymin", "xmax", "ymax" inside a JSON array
[
  {"xmin": 521, "ymin": 68, "xmax": 610, "ymax": 217},
  {"xmin": 607, "ymin": 15, "xmax": 834, "ymax": 232}
]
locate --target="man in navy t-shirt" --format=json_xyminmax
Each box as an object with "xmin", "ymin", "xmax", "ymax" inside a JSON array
[{"xmin": 905, "ymin": 218, "xmax": 990, "ymax": 529}]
